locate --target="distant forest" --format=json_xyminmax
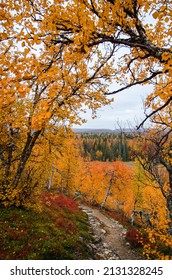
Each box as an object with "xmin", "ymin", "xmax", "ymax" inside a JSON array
[{"xmin": 76, "ymin": 132, "xmax": 135, "ymax": 162}]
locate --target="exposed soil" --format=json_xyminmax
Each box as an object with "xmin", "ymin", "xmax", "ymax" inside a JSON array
[{"xmin": 80, "ymin": 204, "xmax": 142, "ymax": 260}]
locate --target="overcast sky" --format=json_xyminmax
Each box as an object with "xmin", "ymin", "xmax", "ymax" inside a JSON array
[{"xmin": 74, "ymin": 83, "xmax": 153, "ymax": 130}]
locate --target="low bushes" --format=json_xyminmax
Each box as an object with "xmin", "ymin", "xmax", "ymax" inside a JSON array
[
  {"xmin": 0, "ymin": 192, "xmax": 92, "ymax": 260},
  {"xmin": 125, "ymin": 228, "xmax": 144, "ymax": 248}
]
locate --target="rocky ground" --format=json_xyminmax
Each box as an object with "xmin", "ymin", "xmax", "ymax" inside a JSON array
[{"xmin": 80, "ymin": 205, "xmax": 142, "ymax": 260}]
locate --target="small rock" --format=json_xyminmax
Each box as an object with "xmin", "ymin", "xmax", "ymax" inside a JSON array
[
  {"xmin": 103, "ymin": 242, "xmax": 109, "ymax": 248},
  {"xmin": 101, "ymin": 229, "xmax": 106, "ymax": 234},
  {"xmin": 89, "ymin": 221, "xmax": 95, "ymax": 225},
  {"xmin": 118, "ymin": 224, "xmax": 123, "ymax": 229},
  {"xmin": 125, "ymin": 242, "xmax": 130, "ymax": 246},
  {"xmin": 87, "ymin": 213, "xmax": 93, "ymax": 217},
  {"xmin": 90, "ymin": 243, "xmax": 97, "ymax": 250},
  {"xmin": 95, "ymin": 253, "xmax": 105, "ymax": 259},
  {"xmin": 93, "ymin": 236, "xmax": 102, "ymax": 244},
  {"xmin": 104, "ymin": 249, "xmax": 111, "ymax": 255}
]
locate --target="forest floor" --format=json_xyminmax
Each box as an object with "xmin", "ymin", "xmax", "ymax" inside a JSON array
[{"xmin": 80, "ymin": 204, "xmax": 143, "ymax": 260}]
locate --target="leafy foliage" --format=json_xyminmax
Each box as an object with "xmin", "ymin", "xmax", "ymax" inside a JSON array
[
  {"xmin": 142, "ymin": 216, "xmax": 172, "ymax": 260},
  {"xmin": 0, "ymin": 0, "xmax": 172, "ymax": 260},
  {"xmin": 0, "ymin": 0, "xmax": 171, "ymax": 207}
]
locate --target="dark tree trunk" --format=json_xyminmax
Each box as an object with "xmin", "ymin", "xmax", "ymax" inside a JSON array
[
  {"xmin": 13, "ymin": 130, "xmax": 42, "ymax": 188},
  {"xmin": 166, "ymin": 170, "xmax": 172, "ymax": 235}
]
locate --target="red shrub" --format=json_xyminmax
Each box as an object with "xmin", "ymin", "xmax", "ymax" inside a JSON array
[
  {"xmin": 126, "ymin": 228, "xmax": 143, "ymax": 247},
  {"xmin": 56, "ymin": 218, "xmax": 77, "ymax": 233},
  {"xmin": 41, "ymin": 193, "xmax": 78, "ymax": 212}
]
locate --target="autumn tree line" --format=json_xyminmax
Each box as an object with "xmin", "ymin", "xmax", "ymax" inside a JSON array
[
  {"xmin": 47, "ymin": 135, "xmax": 172, "ymax": 259},
  {"xmin": 76, "ymin": 132, "xmax": 134, "ymax": 161},
  {"xmin": 0, "ymin": 0, "xmax": 171, "ymax": 259}
]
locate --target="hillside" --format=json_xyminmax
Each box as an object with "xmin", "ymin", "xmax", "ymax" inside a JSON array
[
  {"xmin": 73, "ymin": 128, "xmax": 135, "ymax": 134},
  {"xmin": 0, "ymin": 193, "xmax": 93, "ymax": 260}
]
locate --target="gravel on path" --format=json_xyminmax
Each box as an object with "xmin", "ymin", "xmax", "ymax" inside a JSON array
[{"xmin": 80, "ymin": 205, "xmax": 142, "ymax": 260}]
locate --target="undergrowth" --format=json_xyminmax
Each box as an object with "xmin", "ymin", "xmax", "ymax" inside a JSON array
[{"xmin": 0, "ymin": 192, "xmax": 93, "ymax": 260}]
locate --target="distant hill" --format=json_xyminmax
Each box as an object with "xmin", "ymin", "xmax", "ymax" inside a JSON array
[
  {"xmin": 72, "ymin": 128, "xmax": 135, "ymax": 134},
  {"xmin": 73, "ymin": 128, "xmax": 114, "ymax": 134}
]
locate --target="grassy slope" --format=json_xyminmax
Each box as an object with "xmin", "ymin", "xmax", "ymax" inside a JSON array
[{"xmin": 0, "ymin": 192, "xmax": 93, "ymax": 260}]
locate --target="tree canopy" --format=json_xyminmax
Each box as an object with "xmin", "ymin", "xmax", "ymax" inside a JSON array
[{"xmin": 0, "ymin": 0, "xmax": 171, "ymax": 207}]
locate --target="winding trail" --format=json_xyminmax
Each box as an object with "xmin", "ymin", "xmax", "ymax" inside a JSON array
[{"xmin": 80, "ymin": 205, "xmax": 142, "ymax": 260}]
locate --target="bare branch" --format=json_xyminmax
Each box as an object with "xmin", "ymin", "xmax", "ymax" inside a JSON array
[
  {"xmin": 106, "ymin": 70, "xmax": 163, "ymax": 95},
  {"xmin": 137, "ymin": 96, "xmax": 172, "ymax": 129}
]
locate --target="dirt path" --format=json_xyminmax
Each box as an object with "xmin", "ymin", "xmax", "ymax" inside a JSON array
[{"xmin": 80, "ymin": 205, "xmax": 142, "ymax": 260}]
